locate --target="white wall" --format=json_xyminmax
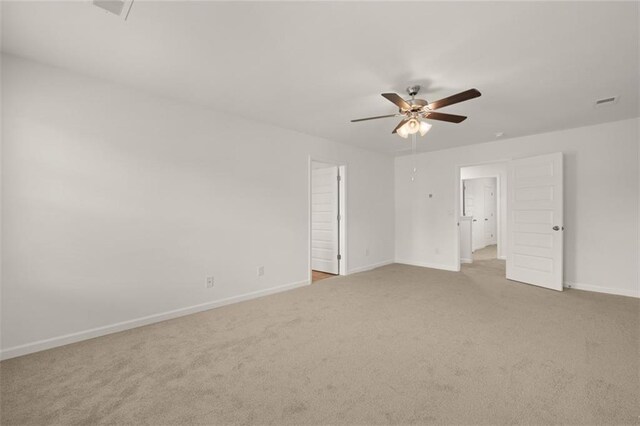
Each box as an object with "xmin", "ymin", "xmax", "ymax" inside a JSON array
[
  {"xmin": 461, "ymin": 163, "xmax": 507, "ymax": 258},
  {"xmin": 0, "ymin": 55, "xmax": 395, "ymax": 358},
  {"xmin": 396, "ymin": 118, "xmax": 639, "ymax": 298}
]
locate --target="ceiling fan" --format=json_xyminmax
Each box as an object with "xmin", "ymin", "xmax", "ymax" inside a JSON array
[{"xmin": 351, "ymin": 85, "xmax": 481, "ymax": 138}]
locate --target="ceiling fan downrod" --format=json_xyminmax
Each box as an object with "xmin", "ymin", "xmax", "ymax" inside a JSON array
[{"xmin": 407, "ymin": 85, "xmax": 421, "ymax": 98}]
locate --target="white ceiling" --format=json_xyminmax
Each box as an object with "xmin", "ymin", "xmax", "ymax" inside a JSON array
[{"xmin": 2, "ymin": 1, "xmax": 638, "ymax": 155}]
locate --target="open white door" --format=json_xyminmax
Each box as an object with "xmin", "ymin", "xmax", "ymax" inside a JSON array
[
  {"xmin": 484, "ymin": 184, "xmax": 497, "ymax": 245},
  {"xmin": 311, "ymin": 166, "xmax": 339, "ymax": 274},
  {"xmin": 507, "ymin": 153, "xmax": 563, "ymax": 291}
]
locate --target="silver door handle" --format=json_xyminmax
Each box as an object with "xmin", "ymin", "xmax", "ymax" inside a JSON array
[{"xmin": 552, "ymin": 226, "xmax": 560, "ymax": 231}]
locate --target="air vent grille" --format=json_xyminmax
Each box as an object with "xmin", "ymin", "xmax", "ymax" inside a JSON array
[
  {"xmin": 595, "ymin": 96, "xmax": 618, "ymax": 107},
  {"xmin": 93, "ymin": 0, "xmax": 133, "ymax": 20},
  {"xmin": 93, "ymin": 0, "xmax": 124, "ymax": 15}
]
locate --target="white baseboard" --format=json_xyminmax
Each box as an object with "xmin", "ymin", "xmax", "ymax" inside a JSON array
[
  {"xmin": 461, "ymin": 258, "xmax": 473, "ymax": 264},
  {"xmin": 395, "ymin": 259, "xmax": 459, "ymax": 272},
  {"xmin": 563, "ymin": 282, "xmax": 639, "ymax": 298},
  {"xmin": 0, "ymin": 279, "xmax": 310, "ymax": 361},
  {"xmin": 347, "ymin": 259, "xmax": 394, "ymax": 274},
  {"xmin": 393, "ymin": 263, "xmax": 638, "ymax": 299},
  {"xmin": 498, "ymin": 255, "xmax": 507, "ymax": 260}
]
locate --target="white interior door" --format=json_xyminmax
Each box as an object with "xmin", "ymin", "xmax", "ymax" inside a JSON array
[
  {"xmin": 484, "ymin": 184, "xmax": 497, "ymax": 245},
  {"xmin": 507, "ymin": 153, "xmax": 563, "ymax": 291},
  {"xmin": 465, "ymin": 180, "xmax": 485, "ymax": 251},
  {"xmin": 311, "ymin": 166, "xmax": 339, "ymax": 274},
  {"xmin": 463, "ymin": 180, "xmax": 474, "ymax": 217}
]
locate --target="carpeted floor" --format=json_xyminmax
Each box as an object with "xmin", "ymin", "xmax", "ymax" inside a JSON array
[
  {"xmin": 1, "ymin": 260, "xmax": 639, "ymax": 425},
  {"xmin": 473, "ymin": 244, "xmax": 498, "ymax": 261}
]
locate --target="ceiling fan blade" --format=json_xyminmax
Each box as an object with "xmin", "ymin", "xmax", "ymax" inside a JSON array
[
  {"xmin": 427, "ymin": 88, "xmax": 481, "ymax": 111},
  {"xmin": 351, "ymin": 114, "xmax": 398, "ymax": 123},
  {"xmin": 423, "ymin": 111, "xmax": 467, "ymax": 123},
  {"xmin": 391, "ymin": 119, "xmax": 409, "ymax": 134},
  {"xmin": 382, "ymin": 93, "xmax": 411, "ymax": 110}
]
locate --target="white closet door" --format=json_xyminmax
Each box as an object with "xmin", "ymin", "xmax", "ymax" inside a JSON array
[
  {"xmin": 484, "ymin": 184, "xmax": 497, "ymax": 245},
  {"xmin": 311, "ymin": 166, "xmax": 339, "ymax": 274},
  {"xmin": 507, "ymin": 153, "xmax": 563, "ymax": 291},
  {"xmin": 466, "ymin": 180, "xmax": 485, "ymax": 251}
]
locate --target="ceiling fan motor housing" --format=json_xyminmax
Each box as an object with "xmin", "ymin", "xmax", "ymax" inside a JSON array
[
  {"xmin": 406, "ymin": 98, "xmax": 428, "ymax": 112},
  {"xmin": 400, "ymin": 85, "xmax": 428, "ymax": 113}
]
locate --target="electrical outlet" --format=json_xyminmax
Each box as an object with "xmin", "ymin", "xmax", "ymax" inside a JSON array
[
  {"xmin": 206, "ymin": 276, "xmax": 214, "ymax": 288},
  {"xmin": 257, "ymin": 266, "xmax": 264, "ymax": 277}
]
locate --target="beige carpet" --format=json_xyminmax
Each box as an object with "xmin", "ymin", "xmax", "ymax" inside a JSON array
[
  {"xmin": 473, "ymin": 244, "xmax": 497, "ymax": 261},
  {"xmin": 1, "ymin": 260, "xmax": 639, "ymax": 425}
]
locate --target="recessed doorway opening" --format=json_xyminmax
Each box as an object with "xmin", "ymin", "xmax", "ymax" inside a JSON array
[
  {"xmin": 463, "ymin": 176, "xmax": 498, "ymax": 261},
  {"xmin": 309, "ymin": 159, "xmax": 346, "ymax": 283},
  {"xmin": 457, "ymin": 162, "xmax": 507, "ymax": 270}
]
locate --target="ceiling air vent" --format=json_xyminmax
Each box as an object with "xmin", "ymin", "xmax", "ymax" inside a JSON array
[
  {"xmin": 93, "ymin": 0, "xmax": 134, "ymax": 20},
  {"xmin": 595, "ymin": 96, "xmax": 618, "ymax": 107}
]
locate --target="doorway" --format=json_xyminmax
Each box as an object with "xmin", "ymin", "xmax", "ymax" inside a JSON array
[
  {"xmin": 459, "ymin": 162, "xmax": 506, "ymax": 267},
  {"xmin": 456, "ymin": 154, "xmax": 565, "ymax": 291},
  {"xmin": 462, "ymin": 177, "xmax": 498, "ymax": 261},
  {"xmin": 309, "ymin": 159, "xmax": 346, "ymax": 283}
]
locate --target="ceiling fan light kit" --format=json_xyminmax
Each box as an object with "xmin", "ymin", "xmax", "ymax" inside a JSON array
[
  {"xmin": 396, "ymin": 119, "xmax": 432, "ymax": 138},
  {"xmin": 351, "ymin": 85, "xmax": 482, "ymax": 140}
]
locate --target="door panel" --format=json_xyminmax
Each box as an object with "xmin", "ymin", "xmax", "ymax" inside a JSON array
[
  {"xmin": 507, "ymin": 153, "xmax": 563, "ymax": 291},
  {"xmin": 465, "ymin": 180, "xmax": 485, "ymax": 251},
  {"xmin": 463, "ymin": 180, "xmax": 475, "ymax": 216},
  {"xmin": 484, "ymin": 184, "xmax": 497, "ymax": 245},
  {"xmin": 311, "ymin": 166, "xmax": 339, "ymax": 274}
]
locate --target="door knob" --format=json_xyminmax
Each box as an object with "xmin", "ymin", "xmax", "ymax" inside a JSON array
[{"xmin": 552, "ymin": 226, "xmax": 560, "ymax": 231}]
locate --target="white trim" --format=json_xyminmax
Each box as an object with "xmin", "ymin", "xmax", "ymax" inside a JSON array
[
  {"xmin": 395, "ymin": 259, "xmax": 459, "ymax": 272},
  {"xmin": 338, "ymin": 165, "xmax": 347, "ymax": 275},
  {"xmin": 395, "ymin": 262, "xmax": 638, "ymax": 298},
  {"xmin": 460, "ymin": 258, "xmax": 473, "ymax": 264},
  {"xmin": 564, "ymin": 282, "xmax": 639, "ymax": 298},
  {"xmin": 0, "ymin": 279, "xmax": 310, "ymax": 361},
  {"xmin": 347, "ymin": 259, "xmax": 394, "ymax": 274}
]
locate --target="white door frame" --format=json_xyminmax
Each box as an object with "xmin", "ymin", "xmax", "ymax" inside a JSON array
[
  {"xmin": 308, "ymin": 156, "xmax": 347, "ymax": 282},
  {"xmin": 454, "ymin": 160, "xmax": 509, "ymax": 271}
]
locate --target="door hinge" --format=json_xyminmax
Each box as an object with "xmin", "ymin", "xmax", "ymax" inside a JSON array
[
  {"xmin": 337, "ymin": 214, "xmax": 341, "ymax": 221},
  {"xmin": 337, "ymin": 254, "xmax": 342, "ymax": 260},
  {"xmin": 337, "ymin": 175, "xmax": 342, "ymax": 182}
]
